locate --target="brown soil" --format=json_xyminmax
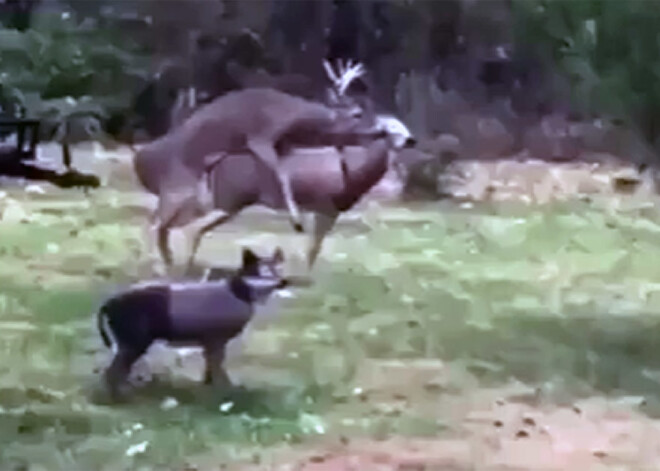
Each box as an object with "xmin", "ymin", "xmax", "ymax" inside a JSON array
[{"xmin": 216, "ymin": 383, "xmax": 660, "ymax": 471}]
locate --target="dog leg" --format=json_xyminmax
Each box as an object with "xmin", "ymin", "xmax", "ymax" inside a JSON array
[
  {"xmin": 104, "ymin": 347, "xmax": 145, "ymax": 401},
  {"xmin": 203, "ymin": 343, "xmax": 231, "ymax": 390}
]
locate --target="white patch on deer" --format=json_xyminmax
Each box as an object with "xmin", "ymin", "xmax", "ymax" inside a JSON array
[{"xmin": 374, "ymin": 115, "xmax": 413, "ymax": 149}]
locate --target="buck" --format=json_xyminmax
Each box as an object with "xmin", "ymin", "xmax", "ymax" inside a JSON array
[{"xmin": 133, "ymin": 60, "xmax": 414, "ymax": 270}]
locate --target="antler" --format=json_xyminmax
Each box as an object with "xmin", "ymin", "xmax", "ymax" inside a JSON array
[{"xmin": 323, "ymin": 58, "xmax": 366, "ymax": 97}]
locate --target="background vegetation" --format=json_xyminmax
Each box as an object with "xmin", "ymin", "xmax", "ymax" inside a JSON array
[
  {"xmin": 2, "ymin": 0, "xmax": 660, "ymax": 160},
  {"xmin": 512, "ymin": 0, "xmax": 660, "ymax": 146}
]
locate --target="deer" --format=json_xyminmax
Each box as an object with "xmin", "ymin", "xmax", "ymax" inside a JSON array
[
  {"xmin": 148, "ymin": 113, "xmax": 415, "ymax": 272},
  {"xmin": 134, "ymin": 59, "xmax": 368, "ymax": 267},
  {"xmin": 133, "ymin": 59, "xmax": 410, "ymax": 271}
]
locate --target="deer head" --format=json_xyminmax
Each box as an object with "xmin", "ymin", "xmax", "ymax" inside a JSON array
[{"xmin": 322, "ymin": 59, "xmax": 415, "ymax": 150}]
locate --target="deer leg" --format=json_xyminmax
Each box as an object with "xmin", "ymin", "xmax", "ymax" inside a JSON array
[
  {"xmin": 155, "ymin": 184, "xmax": 200, "ymax": 268},
  {"xmin": 182, "ymin": 209, "xmax": 236, "ymax": 274},
  {"xmin": 247, "ymin": 139, "xmax": 304, "ymax": 233},
  {"xmin": 157, "ymin": 212, "xmax": 190, "ymax": 270},
  {"xmin": 308, "ymin": 211, "xmax": 339, "ymax": 269},
  {"xmin": 155, "ymin": 196, "xmax": 183, "ymax": 268},
  {"xmin": 157, "ymin": 224, "xmax": 174, "ymax": 268}
]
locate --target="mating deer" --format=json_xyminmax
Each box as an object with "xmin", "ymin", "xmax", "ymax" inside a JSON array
[
  {"xmin": 133, "ymin": 60, "xmax": 413, "ymax": 270},
  {"xmin": 186, "ymin": 123, "xmax": 414, "ymax": 270}
]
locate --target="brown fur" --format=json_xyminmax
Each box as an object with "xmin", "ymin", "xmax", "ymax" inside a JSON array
[
  {"xmin": 134, "ymin": 88, "xmax": 382, "ymax": 264},
  {"xmin": 159, "ymin": 138, "xmax": 394, "ymax": 270},
  {"xmin": 133, "ymin": 87, "xmax": 388, "ymax": 269}
]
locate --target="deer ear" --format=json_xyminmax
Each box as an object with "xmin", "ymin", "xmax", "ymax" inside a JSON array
[
  {"xmin": 242, "ymin": 247, "xmax": 259, "ymax": 267},
  {"xmin": 273, "ymin": 247, "xmax": 285, "ymax": 263}
]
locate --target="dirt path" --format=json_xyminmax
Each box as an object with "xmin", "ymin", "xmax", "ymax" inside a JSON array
[
  {"xmin": 225, "ymin": 407, "xmax": 660, "ymax": 470},
  {"xmin": 186, "ymin": 378, "xmax": 660, "ymax": 471}
]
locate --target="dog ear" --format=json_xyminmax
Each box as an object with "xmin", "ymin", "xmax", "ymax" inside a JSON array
[
  {"xmin": 273, "ymin": 246, "xmax": 284, "ymax": 263},
  {"xmin": 242, "ymin": 247, "xmax": 259, "ymax": 267}
]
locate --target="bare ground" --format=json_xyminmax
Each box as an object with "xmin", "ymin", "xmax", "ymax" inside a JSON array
[{"xmin": 214, "ymin": 376, "xmax": 660, "ymax": 471}]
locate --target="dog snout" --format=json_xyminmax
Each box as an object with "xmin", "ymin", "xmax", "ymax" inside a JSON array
[{"xmin": 404, "ymin": 137, "xmax": 417, "ymax": 148}]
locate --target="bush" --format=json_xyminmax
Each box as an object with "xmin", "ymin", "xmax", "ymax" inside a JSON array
[
  {"xmin": 512, "ymin": 0, "xmax": 660, "ymax": 150},
  {"xmin": 0, "ymin": 8, "xmax": 151, "ymax": 145}
]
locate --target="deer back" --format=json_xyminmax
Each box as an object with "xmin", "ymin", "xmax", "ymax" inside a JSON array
[
  {"xmin": 133, "ymin": 87, "xmax": 341, "ymax": 199},
  {"xmin": 208, "ymin": 145, "xmax": 350, "ymax": 213},
  {"xmin": 180, "ymin": 88, "xmax": 335, "ymax": 140}
]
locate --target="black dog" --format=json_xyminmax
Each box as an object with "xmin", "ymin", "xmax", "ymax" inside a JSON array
[{"xmin": 97, "ymin": 247, "xmax": 287, "ymax": 400}]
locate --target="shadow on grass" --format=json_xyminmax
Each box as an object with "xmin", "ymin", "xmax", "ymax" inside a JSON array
[
  {"xmin": 0, "ymin": 161, "xmax": 100, "ymax": 191},
  {"xmin": 82, "ymin": 378, "xmax": 315, "ymax": 447},
  {"xmin": 305, "ymin": 262, "xmax": 660, "ymax": 413},
  {"xmin": 423, "ymin": 312, "xmax": 660, "ymax": 414},
  {"xmin": 117, "ymin": 380, "xmax": 307, "ymax": 418},
  {"xmin": 0, "ymin": 277, "xmax": 101, "ymax": 324}
]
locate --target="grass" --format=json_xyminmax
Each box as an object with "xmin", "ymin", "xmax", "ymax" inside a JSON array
[{"xmin": 2, "ymin": 159, "xmax": 660, "ymax": 469}]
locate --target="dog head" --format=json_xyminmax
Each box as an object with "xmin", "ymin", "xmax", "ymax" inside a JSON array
[
  {"xmin": 203, "ymin": 247, "xmax": 285, "ymax": 283},
  {"xmin": 230, "ymin": 247, "xmax": 288, "ymax": 303},
  {"xmin": 239, "ymin": 247, "xmax": 285, "ymax": 285}
]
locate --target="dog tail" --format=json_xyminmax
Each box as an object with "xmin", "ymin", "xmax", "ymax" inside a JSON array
[{"xmin": 96, "ymin": 304, "xmax": 114, "ymax": 350}]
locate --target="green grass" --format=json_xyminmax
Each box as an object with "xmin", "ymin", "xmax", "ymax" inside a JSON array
[{"xmin": 3, "ymin": 179, "xmax": 660, "ymax": 469}]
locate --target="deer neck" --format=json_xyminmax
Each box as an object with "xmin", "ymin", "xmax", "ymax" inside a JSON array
[{"xmin": 335, "ymin": 139, "xmax": 390, "ymax": 210}]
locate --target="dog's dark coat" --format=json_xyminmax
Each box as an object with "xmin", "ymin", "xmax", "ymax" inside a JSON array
[{"xmin": 96, "ymin": 248, "xmax": 285, "ymax": 400}]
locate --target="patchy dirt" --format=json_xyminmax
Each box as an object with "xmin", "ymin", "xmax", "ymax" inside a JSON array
[
  {"xmin": 168, "ymin": 359, "xmax": 660, "ymax": 471},
  {"xmin": 222, "ymin": 391, "xmax": 660, "ymax": 471},
  {"xmin": 440, "ymin": 157, "xmax": 658, "ymax": 205}
]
